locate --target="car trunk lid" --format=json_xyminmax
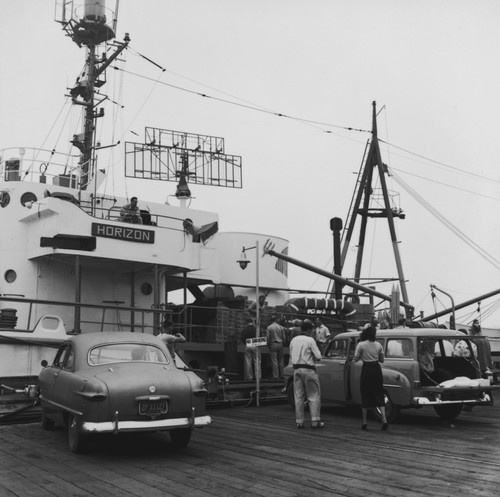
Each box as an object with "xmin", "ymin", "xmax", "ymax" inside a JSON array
[{"xmin": 93, "ymin": 363, "xmax": 193, "ymax": 419}]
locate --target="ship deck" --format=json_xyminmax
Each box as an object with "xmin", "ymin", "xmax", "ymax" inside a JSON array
[{"xmin": 1, "ymin": 393, "xmax": 499, "ymax": 496}]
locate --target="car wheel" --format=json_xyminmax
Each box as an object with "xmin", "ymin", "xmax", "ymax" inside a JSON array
[
  {"xmin": 376, "ymin": 390, "xmax": 401, "ymax": 423},
  {"xmin": 41, "ymin": 409, "xmax": 55, "ymax": 431},
  {"xmin": 434, "ymin": 404, "xmax": 463, "ymax": 420},
  {"xmin": 286, "ymin": 382, "xmax": 295, "ymax": 408},
  {"xmin": 68, "ymin": 415, "xmax": 88, "ymax": 453},
  {"xmin": 170, "ymin": 428, "xmax": 192, "ymax": 449}
]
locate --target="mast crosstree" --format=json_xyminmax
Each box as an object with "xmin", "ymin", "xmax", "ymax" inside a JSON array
[{"xmin": 340, "ymin": 101, "xmax": 410, "ymax": 316}]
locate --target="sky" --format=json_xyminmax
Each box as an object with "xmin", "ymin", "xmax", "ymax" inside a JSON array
[{"xmin": 1, "ymin": 0, "xmax": 500, "ymax": 327}]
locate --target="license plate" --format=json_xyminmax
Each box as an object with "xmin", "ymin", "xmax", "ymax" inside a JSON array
[{"xmin": 139, "ymin": 400, "xmax": 168, "ymax": 416}]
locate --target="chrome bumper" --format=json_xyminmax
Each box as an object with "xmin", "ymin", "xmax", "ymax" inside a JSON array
[
  {"xmin": 413, "ymin": 392, "xmax": 492, "ymax": 406},
  {"xmin": 82, "ymin": 414, "xmax": 212, "ymax": 433}
]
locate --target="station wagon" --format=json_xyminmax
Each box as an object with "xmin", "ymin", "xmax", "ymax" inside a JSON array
[{"xmin": 284, "ymin": 328, "xmax": 499, "ymax": 422}]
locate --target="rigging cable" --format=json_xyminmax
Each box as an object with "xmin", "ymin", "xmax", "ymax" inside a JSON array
[
  {"xmin": 103, "ymin": 46, "xmax": 128, "ymax": 199},
  {"xmin": 127, "ymin": 48, "xmax": 329, "ymax": 136},
  {"xmin": 389, "ymin": 167, "xmax": 500, "ymax": 203},
  {"xmin": 390, "ymin": 170, "xmax": 500, "ymax": 271},
  {"xmin": 21, "ymin": 99, "xmax": 74, "ymax": 177},
  {"xmin": 113, "ymin": 65, "xmax": 370, "ymax": 135},
  {"xmin": 380, "ymin": 138, "xmax": 500, "ymax": 184}
]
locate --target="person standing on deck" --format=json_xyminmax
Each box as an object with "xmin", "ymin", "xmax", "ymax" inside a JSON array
[
  {"xmin": 289, "ymin": 320, "xmax": 323, "ymax": 429},
  {"xmin": 467, "ymin": 319, "xmax": 493, "ymax": 374},
  {"xmin": 159, "ymin": 320, "xmax": 187, "ymax": 359},
  {"xmin": 470, "ymin": 319, "xmax": 482, "ymax": 336},
  {"xmin": 353, "ymin": 325, "xmax": 388, "ymax": 431},
  {"xmin": 266, "ymin": 315, "xmax": 285, "ymax": 379},
  {"xmin": 240, "ymin": 319, "xmax": 261, "ymax": 381},
  {"xmin": 314, "ymin": 317, "xmax": 331, "ymax": 354}
]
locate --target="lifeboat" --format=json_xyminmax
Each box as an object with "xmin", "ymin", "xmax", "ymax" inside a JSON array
[{"xmin": 283, "ymin": 298, "xmax": 356, "ymax": 316}]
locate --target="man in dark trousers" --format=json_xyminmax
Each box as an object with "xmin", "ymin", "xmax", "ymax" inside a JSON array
[
  {"xmin": 240, "ymin": 319, "xmax": 261, "ymax": 381},
  {"xmin": 266, "ymin": 315, "xmax": 285, "ymax": 379}
]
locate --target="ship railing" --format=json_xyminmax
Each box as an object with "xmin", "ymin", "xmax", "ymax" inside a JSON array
[
  {"xmin": 77, "ymin": 200, "xmax": 187, "ymax": 232},
  {"xmin": 0, "ymin": 296, "xmax": 253, "ymax": 345},
  {"xmin": 0, "ymin": 148, "xmax": 81, "ymax": 187},
  {"xmin": 0, "ymin": 295, "xmax": 161, "ymax": 335},
  {"xmin": 1, "ymin": 295, "xmax": 370, "ymax": 346}
]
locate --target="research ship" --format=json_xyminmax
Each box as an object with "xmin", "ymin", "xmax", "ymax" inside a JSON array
[{"xmin": 0, "ymin": 0, "xmax": 297, "ymax": 406}]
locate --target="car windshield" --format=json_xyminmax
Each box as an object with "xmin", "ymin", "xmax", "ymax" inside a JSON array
[{"xmin": 88, "ymin": 343, "xmax": 169, "ymax": 365}]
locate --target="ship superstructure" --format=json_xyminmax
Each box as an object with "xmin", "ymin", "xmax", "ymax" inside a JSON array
[{"xmin": 0, "ymin": 1, "xmax": 290, "ymax": 390}]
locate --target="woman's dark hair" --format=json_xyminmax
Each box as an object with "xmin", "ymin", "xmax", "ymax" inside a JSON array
[
  {"xmin": 360, "ymin": 325, "xmax": 377, "ymax": 342},
  {"xmin": 301, "ymin": 320, "xmax": 313, "ymax": 332}
]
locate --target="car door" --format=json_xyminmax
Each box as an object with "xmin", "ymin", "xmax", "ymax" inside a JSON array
[
  {"xmin": 41, "ymin": 343, "xmax": 76, "ymax": 412},
  {"xmin": 319, "ymin": 338, "xmax": 350, "ymax": 402},
  {"xmin": 40, "ymin": 344, "xmax": 69, "ymax": 412}
]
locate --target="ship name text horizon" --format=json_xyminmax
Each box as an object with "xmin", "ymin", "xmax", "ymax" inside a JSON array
[{"xmin": 91, "ymin": 223, "xmax": 155, "ymax": 243}]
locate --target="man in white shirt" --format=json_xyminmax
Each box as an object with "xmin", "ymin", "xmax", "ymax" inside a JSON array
[
  {"xmin": 289, "ymin": 320, "xmax": 323, "ymax": 429},
  {"xmin": 314, "ymin": 317, "xmax": 331, "ymax": 354}
]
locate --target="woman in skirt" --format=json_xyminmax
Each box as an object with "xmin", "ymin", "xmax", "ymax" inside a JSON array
[{"xmin": 353, "ymin": 325, "xmax": 388, "ymax": 431}]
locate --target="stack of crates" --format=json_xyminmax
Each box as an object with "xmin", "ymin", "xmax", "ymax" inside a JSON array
[{"xmin": 215, "ymin": 302, "xmax": 247, "ymax": 343}]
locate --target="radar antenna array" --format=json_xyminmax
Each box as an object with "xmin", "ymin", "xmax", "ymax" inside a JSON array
[{"xmin": 125, "ymin": 127, "xmax": 243, "ymax": 190}]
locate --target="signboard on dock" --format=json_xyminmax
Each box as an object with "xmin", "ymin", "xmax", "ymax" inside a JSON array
[{"xmin": 246, "ymin": 337, "xmax": 267, "ymax": 348}]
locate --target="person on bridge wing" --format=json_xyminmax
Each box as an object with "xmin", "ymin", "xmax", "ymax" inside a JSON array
[
  {"xmin": 119, "ymin": 196, "xmax": 143, "ymax": 224},
  {"xmin": 289, "ymin": 319, "xmax": 323, "ymax": 429}
]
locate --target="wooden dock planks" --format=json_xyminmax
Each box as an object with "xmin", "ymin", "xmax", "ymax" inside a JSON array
[{"xmin": 0, "ymin": 394, "xmax": 499, "ymax": 497}]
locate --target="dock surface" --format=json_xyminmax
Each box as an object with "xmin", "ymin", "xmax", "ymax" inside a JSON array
[{"xmin": 1, "ymin": 394, "xmax": 499, "ymax": 497}]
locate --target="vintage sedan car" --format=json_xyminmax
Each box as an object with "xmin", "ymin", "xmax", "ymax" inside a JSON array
[
  {"xmin": 38, "ymin": 332, "xmax": 211, "ymax": 452},
  {"xmin": 284, "ymin": 328, "xmax": 499, "ymax": 422}
]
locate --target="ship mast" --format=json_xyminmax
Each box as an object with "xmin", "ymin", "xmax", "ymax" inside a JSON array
[
  {"xmin": 340, "ymin": 101, "xmax": 410, "ymax": 317},
  {"xmin": 56, "ymin": 0, "xmax": 129, "ymax": 190}
]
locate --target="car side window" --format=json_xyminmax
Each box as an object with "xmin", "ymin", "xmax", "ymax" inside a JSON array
[
  {"xmin": 386, "ymin": 339, "xmax": 413, "ymax": 358},
  {"xmin": 434, "ymin": 339, "xmax": 454, "ymax": 357},
  {"xmin": 53, "ymin": 344, "xmax": 70, "ymax": 368},
  {"xmin": 63, "ymin": 346, "xmax": 75, "ymax": 371},
  {"xmin": 325, "ymin": 339, "xmax": 348, "ymax": 358}
]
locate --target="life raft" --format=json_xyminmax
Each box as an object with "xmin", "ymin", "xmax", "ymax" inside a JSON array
[{"xmin": 283, "ymin": 298, "xmax": 356, "ymax": 316}]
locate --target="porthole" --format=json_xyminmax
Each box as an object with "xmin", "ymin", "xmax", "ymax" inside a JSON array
[
  {"xmin": 140, "ymin": 282, "xmax": 153, "ymax": 295},
  {"xmin": 0, "ymin": 191, "xmax": 10, "ymax": 208},
  {"xmin": 20, "ymin": 191, "xmax": 37, "ymax": 207},
  {"xmin": 4, "ymin": 270, "xmax": 17, "ymax": 283}
]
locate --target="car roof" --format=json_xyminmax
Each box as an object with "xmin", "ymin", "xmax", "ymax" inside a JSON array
[
  {"xmin": 335, "ymin": 328, "xmax": 472, "ymax": 340},
  {"xmin": 63, "ymin": 331, "xmax": 165, "ymax": 348}
]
